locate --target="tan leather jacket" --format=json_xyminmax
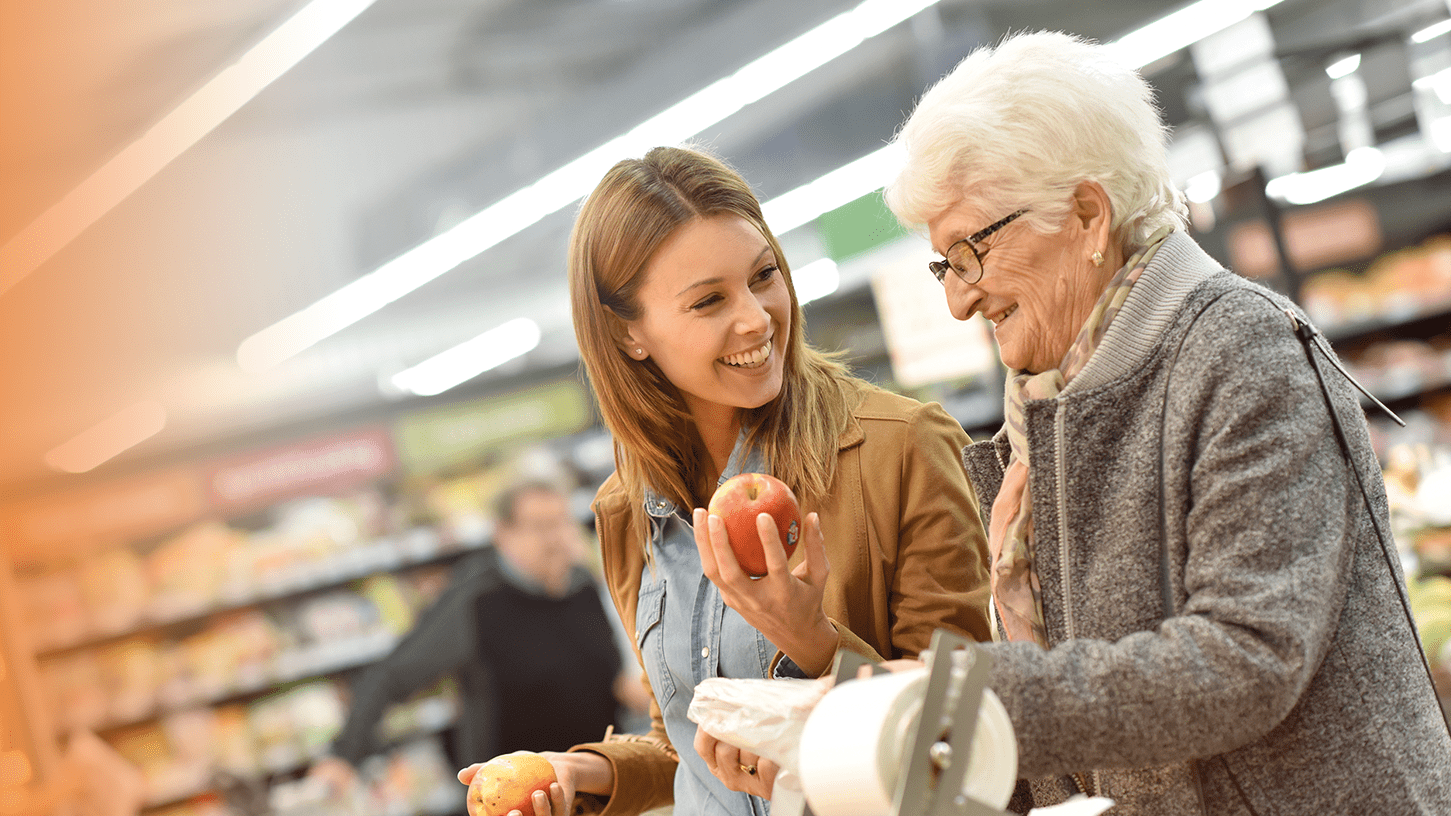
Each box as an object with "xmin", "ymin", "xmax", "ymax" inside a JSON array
[{"xmin": 570, "ymin": 387, "xmax": 992, "ymax": 815}]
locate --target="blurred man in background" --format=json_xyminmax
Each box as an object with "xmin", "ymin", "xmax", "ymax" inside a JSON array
[{"xmin": 310, "ymin": 478, "xmax": 646, "ymax": 791}]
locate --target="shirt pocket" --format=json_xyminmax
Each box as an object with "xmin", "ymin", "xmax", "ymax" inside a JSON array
[{"xmin": 636, "ymin": 579, "xmax": 676, "ymax": 708}]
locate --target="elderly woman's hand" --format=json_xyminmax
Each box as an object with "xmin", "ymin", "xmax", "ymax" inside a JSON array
[{"xmin": 694, "ymin": 508, "xmax": 838, "ymax": 676}]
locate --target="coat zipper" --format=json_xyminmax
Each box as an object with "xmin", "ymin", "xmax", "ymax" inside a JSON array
[
  {"xmin": 1055, "ymin": 403, "xmax": 1075, "ymax": 640},
  {"xmin": 1056, "ymin": 401, "xmax": 1100, "ymax": 798}
]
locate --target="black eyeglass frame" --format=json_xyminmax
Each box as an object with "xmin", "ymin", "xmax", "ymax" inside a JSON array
[{"xmin": 928, "ymin": 209, "xmax": 1028, "ymax": 285}]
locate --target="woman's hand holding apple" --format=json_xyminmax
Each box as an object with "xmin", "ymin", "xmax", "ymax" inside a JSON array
[
  {"xmin": 692, "ymin": 505, "xmax": 837, "ymax": 677},
  {"xmin": 708, "ymin": 473, "xmax": 803, "ymax": 576}
]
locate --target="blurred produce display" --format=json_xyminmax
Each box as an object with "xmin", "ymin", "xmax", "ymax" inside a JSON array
[
  {"xmin": 1304, "ymin": 233, "xmax": 1451, "ymax": 711},
  {"xmin": 1, "ymin": 421, "xmax": 608, "ymax": 816},
  {"xmin": 1300, "ymin": 234, "xmax": 1451, "ymax": 331},
  {"xmin": 1386, "ymin": 441, "xmax": 1451, "ymax": 706}
]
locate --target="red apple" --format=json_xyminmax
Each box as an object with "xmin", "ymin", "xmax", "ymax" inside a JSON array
[
  {"xmin": 708, "ymin": 472, "xmax": 802, "ymax": 577},
  {"xmin": 466, "ymin": 751, "xmax": 557, "ymax": 816}
]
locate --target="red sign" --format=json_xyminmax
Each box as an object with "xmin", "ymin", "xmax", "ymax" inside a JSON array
[{"xmin": 204, "ymin": 427, "xmax": 395, "ymax": 513}]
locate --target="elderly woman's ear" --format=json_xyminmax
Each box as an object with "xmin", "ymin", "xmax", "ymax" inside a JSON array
[{"xmin": 1070, "ymin": 180, "xmax": 1120, "ymax": 272}]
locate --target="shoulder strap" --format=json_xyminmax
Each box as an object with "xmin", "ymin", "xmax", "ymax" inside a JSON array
[{"xmin": 1271, "ymin": 299, "xmax": 1449, "ymax": 737}]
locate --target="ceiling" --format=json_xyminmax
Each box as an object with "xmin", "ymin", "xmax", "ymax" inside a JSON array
[{"xmin": 2, "ymin": 0, "xmax": 1448, "ymax": 499}]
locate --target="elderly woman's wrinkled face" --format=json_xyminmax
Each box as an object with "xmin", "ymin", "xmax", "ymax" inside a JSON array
[{"xmin": 928, "ymin": 199, "xmax": 1105, "ymax": 374}]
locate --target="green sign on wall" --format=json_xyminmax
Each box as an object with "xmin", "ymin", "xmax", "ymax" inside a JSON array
[
  {"xmin": 393, "ymin": 379, "xmax": 592, "ymax": 473},
  {"xmin": 816, "ymin": 190, "xmax": 907, "ymax": 262}
]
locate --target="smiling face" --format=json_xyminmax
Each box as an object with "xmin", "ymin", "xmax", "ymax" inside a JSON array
[
  {"xmin": 927, "ymin": 192, "xmax": 1112, "ymax": 374},
  {"xmin": 621, "ymin": 213, "xmax": 791, "ymax": 431}
]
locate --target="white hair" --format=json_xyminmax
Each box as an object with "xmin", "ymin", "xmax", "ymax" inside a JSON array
[{"xmin": 885, "ymin": 31, "xmax": 1188, "ymax": 246}]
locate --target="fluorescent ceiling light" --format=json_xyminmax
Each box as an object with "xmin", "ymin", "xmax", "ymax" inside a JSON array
[
  {"xmin": 1101, "ymin": 0, "xmax": 1288, "ymax": 69},
  {"xmin": 1184, "ymin": 170, "xmax": 1222, "ymax": 203},
  {"xmin": 794, "ymin": 258, "xmax": 841, "ymax": 304},
  {"xmin": 1264, "ymin": 146, "xmax": 1385, "ymax": 205},
  {"xmin": 1326, "ymin": 53, "xmax": 1362, "ymax": 79},
  {"xmin": 1414, "ymin": 67, "xmax": 1451, "ymax": 105},
  {"xmin": 1412, "ymin": 18, "xmax": 1451, "ymax": 44},
  {"xmin": 391, "ymin": 317, "xmax": 541, "ymax": 397},
  {"xmin": 1430, "ymin": 117, "xmax": 1451, "ymax": 153},
  {"xmin": 762, "ymin": 144, "xmax": 904, "ymax": 234},
  {"xmin": 369, "ymin": 0, "xmax": 1291, "ymax": 384},
  {"xmin": 237, "ymin": 0, "xmax": 943, "ymax": 373},
  {"xmin": 45, "ymin": 401, "xmax": 168, "ymax": 473},
  {"xmin": 0, "ymin": 0, "xmax": 382, "ymax": 300}
]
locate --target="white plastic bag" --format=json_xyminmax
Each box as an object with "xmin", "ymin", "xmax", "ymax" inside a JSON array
[{"xmin": 686, "ymin": 675, "xmax": 832, "ymax": 777}]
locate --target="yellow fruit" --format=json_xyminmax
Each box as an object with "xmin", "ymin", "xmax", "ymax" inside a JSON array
[{"xmin": 467, "ymin": 752, "xmax": 557, "ymax": 816}]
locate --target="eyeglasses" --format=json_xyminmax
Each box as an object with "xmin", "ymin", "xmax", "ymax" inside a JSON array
[{"xmin": 928, "ymin": 209, "xmax": 1028, "ymax": 285}]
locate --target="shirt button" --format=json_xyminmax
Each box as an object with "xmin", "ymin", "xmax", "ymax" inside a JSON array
[{"xmin": 701, "ymin": 647, "xmax": 710, "ymax": 658}]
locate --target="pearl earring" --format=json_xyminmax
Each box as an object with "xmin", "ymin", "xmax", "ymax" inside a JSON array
[
  {"xmin": 1091, "ymin": 251, "xmax": 1105, "ymax": 267},
  {"xmin": 635, "ymin": 348, "xmax": 643, "ymax": 357}
]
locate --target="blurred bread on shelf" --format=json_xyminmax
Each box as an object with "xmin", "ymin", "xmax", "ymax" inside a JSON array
[
  {"xmin": 76, "ymin": 546, "xmax": 149, "ymax": 636},
  {"xmin": 146, "ymin": 522, "xmax": 244, "ymax": 620},
  {"xmin": 1301, "ymin": 233, "xmax": 1451, "ymax": 330}
]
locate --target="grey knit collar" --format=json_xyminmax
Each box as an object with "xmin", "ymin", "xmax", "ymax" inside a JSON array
[{"xmin": 1062, "ymin": 231, "xmax": 1225, "ymax": 396}]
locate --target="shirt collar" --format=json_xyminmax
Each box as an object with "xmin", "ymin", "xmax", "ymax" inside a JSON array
[{"xmin": 643, "ymin": 427, "xmax": 767, "ymax": 517}]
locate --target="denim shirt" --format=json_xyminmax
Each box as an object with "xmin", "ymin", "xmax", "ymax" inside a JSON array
[{"xmin": 638, "ymin": 435, "xmax": 779, "ymax": 816}]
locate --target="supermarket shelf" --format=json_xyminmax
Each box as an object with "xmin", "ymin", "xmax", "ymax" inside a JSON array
[
  {"xmin": 1352, "ymin": 343, "xmax": 1451, "ymax": 411},
  {"xmin": 1370, "ymin": 374, "xmax": 1451, "ymax": 410},
  {"xmin": 145, "ymin": 781, "xmax": 462, "ymax": 816},
  {"xmin": 1322, "ymin": 301, "xmax": 1451, "ymax": 347},
  {"xmin": 140, "ymin": 711, "xmax": 460, "ymax": 812},
  {"xmin": 37, "ymin": 529, "xmax": 483, "ymax": 660},
  {"xmin": 96, "ymin": 632, "xmax": 401, "ymax": 736}
]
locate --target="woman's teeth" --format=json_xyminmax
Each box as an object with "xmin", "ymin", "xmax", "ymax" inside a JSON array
[
  {"xmin": 721, "ymin": 340, "xmax": 772, "ymax": 368},
  {"xmin": 993, "ymin": 305, "xmax": 1018, "ymax": 325}
]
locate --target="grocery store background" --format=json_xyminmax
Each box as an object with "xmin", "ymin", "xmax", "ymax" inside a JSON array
[{"xmin": 3, "ymin": 0, "xmax": 1451, "ymax": 814}]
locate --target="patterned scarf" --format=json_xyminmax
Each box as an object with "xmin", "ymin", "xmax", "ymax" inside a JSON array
[{"xmin": 990, "ymin": 228, "xmax": 1172, "ymax": 646}]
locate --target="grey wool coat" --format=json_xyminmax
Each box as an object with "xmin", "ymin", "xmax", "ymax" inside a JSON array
[{"xmin": 963, "ymin": 231, "xmax": 1451, "ymax": 815}]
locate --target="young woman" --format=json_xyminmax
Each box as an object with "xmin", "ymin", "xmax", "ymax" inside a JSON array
[{"xmin": 460, "ymin": 145, "xmax": 991, "ymax": 816}]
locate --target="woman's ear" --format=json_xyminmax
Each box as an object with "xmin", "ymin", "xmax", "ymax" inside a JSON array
[
  {"xmin": 605, "ymin": 306, "xmax": 648, "ymax": 360},
  {"xmin": 1071, "ymin": 180, "xmax": 1113, "ymax": 243},
  {"xmin": 620, "ymin": 338, "xmax": 648, "ymax": 360}
]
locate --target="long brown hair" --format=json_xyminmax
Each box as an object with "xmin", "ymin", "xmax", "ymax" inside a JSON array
[{"xmin": 568, "ymin": 145, "xmax": 867, "ymax": 526}]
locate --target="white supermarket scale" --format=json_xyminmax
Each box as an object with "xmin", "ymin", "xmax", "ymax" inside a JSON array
[{"xmin": 787, "ymin": 629, "xmax": 1018, "ymax": 816}]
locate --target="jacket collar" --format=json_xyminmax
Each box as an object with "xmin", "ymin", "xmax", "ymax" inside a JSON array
[
  {"xmin": 1063, "ymin": 231, "xmax": 1224, "ymax": 396},
  {"xmin": 837, "ymin": 414, "xmax": 865, "ymax": 451},
  {"xmin": 642, "ymin": 427, "xmax": 767, "ymax": 517}
]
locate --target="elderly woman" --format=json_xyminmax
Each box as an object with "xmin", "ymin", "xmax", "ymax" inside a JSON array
[{"xmin": 884, "ymin": 31, "xmax": 1451, "ymax": 814}]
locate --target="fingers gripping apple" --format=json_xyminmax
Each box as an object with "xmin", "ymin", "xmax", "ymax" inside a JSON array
[
  {"xmin": 467, "ymin": 752, "xmax": 558, "ymax": 816},
  {"xmin": 708, "ymin": 473, "xmax": 802, "ymax": 577}
]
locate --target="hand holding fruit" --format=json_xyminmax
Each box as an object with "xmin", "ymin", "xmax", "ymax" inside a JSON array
[
  {"xmin": 695, "ymin": 473, "xmax": 838, "ymax": 676},
  {"xmin": 458, "ymin": 750, "xmax": 613, "ymax": 816},
  {"xmin": 462, "ymin": 752, "xmax": 561, "ymax": 816},
  {"xmin": 707, "ymin": 473, "xmax": 802, "ymax": 577}
]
